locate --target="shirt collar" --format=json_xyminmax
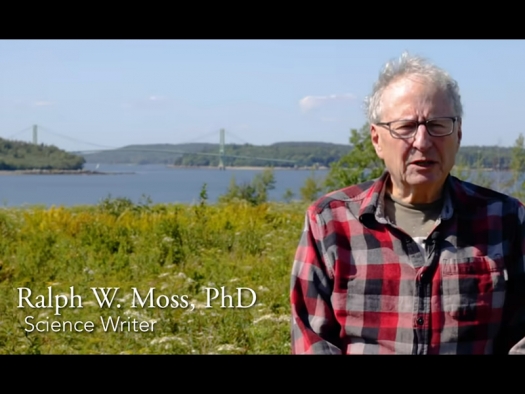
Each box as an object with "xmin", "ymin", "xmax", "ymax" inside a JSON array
[{"xmin": 358, "ymin": 171, "xmax": 456, "ymax": 225}]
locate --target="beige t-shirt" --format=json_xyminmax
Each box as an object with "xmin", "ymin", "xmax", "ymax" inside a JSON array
[{"xmin": 384, "ymin": 194, "xmax": 442, "ymax": 260}]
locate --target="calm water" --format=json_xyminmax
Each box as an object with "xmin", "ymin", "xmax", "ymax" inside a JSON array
[
  {"xmin": 0, "ymin": 164, "xmax": 329, "ymax": 207},
  {"xmin": 0, "ymin": 164, "xmax": 518, "ymax": 208}
]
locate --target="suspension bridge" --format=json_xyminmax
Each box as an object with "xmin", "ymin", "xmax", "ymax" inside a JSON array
[{"xmin": 4, "ymin": 125, "xmax": 297, "ymax": 170}]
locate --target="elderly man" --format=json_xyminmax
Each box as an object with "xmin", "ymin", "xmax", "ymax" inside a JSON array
[{"xmin": 290, "ymin": 52, "xmax": 525, "ymax": 354}]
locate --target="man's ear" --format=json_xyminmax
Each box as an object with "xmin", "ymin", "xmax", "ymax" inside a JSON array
[
  {"xmin": 370, "ymin": 124, "xmax": 384, "ymax": 159},
  {"xmin": 456, "ymin": 120, "xmax": 462, "ymax": 150}
]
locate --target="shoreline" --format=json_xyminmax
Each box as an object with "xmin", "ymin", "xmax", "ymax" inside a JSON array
[
  {"xmin": 0, "ymin": 165, "xmax": 330, "ymax": 175},
  {"xmin": 165, "ymin": 165, "xmax": 329, "ymax": 171},
  {"xmin": 0, "ymin": 169, "xmax": 134, "ymax": 176}
]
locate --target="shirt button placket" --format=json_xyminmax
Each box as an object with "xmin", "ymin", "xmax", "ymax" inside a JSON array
[{"xmin": 414, "ymin": 271, "xmax": 430, "ymax": 354}]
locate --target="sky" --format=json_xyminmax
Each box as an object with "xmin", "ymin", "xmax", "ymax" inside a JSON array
[{"xmin": 0, "ymin": 39, "xmax": 523, "ymax": 152}]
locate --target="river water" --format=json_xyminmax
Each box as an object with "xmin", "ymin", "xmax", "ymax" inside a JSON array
[
  {"xmin": 0, "ymin": 164, "xmax": 329, "ymax": 207},
  {"xmin": 0, "ymin": 163, "xmax": 517, "ymax": 208}
]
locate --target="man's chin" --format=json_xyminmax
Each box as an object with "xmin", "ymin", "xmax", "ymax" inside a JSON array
[{"xmin": 405, "ymin": 172, "xmax": 445, "ymax": 187}]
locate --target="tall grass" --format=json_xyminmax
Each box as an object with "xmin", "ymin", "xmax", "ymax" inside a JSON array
[{"xmin": 0, "ymin": 196, "xmax": 308, "ymax": 354}]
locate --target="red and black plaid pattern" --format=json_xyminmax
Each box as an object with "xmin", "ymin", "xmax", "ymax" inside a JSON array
[{"xmin": 290, "ymin": 172, "xmax": 525, "ymax": 354}]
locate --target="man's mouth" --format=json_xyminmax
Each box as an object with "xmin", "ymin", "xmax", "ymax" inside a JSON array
[{"xmin": 410, "ymin": 160, "xmax": 436, "ymax": 167}]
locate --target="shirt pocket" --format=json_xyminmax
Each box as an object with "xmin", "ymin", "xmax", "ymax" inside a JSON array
[{"xmin": 440, "ymin": 256, "xmax": 506, "ymax": 322}]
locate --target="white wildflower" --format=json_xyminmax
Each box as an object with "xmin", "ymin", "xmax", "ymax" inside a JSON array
[
  {"xmin": 253, "ymin": 314, "xmax": 289, "ymax": 324},
  {"xmin": 191, "ymin": 300, "xmax": 209, "ymax": 309},
  {"xmin": 117, "ymin": 293, "xmax": 133, "ymax": 303},
  {"xmin": 150, "ymin": 336, "xmax": 186, "ymax": 346},
  {"xmin": 123, "ymin": 310, "xmax": 143, "ymax": 319},
  {"xmin": 217, "ymin": 344, "xmax": 244, "ymax": 352},
  {"xmin": 37, "ymin": 311, "xmax": 51, "ymax": 319}
]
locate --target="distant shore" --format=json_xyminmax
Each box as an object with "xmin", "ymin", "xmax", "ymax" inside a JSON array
[
  {"xmin": 0, "ymin": 165, "xmax": 329, "ymax": 175},
  {"xmin": 0, "ymin": 169, "xmax": 134, "ymax": 175},
  {"xmin": 166, "ymin": 165, "xmax": 329, "ymax": 171}
]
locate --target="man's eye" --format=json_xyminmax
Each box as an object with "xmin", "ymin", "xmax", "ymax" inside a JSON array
[{"xmin": 395, "ymin": 123, "xmax": 415, "ymax": 130}]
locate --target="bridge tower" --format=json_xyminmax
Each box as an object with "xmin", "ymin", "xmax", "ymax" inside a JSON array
[
  {"xmin": 218, "ymin": 128, "xmax": 225, "ymax": 170},
  {"xmin": 32, "ymin": 125, "xmax": 38, "ymax": 145}
]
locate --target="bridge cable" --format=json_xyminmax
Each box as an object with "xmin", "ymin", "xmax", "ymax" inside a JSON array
[
  {"xmin": 37, "ymin": 125, "xmax": 118, "ymax": 149},
  {"xmin": 39, "ymin": 125, "xmax": 222, "ymax": 151},
  {"xmin": 225, "ymin": 130, "xmax": 252, "ymax": 145},
  {"xmin": 174, "ymin": 130, "xmax": 220, "ymax": 145},
  {"xmin": 6, "ymin": 126, "xmax": 33, "ymax": 140}
]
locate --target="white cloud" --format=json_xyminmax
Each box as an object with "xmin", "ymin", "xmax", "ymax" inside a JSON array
[
  {"xmin": 299, "ymin": 93, "xmax": 355, "ymax": 112},
  {"xmin": 149, "ymin": 95, "xmax": 167, "ymax": 101},
  {"xmin": 121, "ymin": 95, "xmax": 169, "ymax": 109},
  {"xmin": 34, "ymin": 101, "xmax": 53, "ymax": 107}
]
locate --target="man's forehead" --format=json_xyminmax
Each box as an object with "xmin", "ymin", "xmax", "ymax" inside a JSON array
[
  {"xmin": 379, "ymin": 76, "xmax": 453, "ymax": 116},
  {"xmin": 384, "ymin": 74, "xmax": 443, "ymax": 95}
]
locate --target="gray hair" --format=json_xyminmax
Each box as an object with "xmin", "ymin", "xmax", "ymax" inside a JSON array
[{"xmin": 364, "ymin": 52, "xmax": 463, "ymax": 124}]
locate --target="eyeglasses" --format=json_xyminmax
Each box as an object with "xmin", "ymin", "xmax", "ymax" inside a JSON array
[{"xmin": 375, "ymin": 116, "xmax": 459, "ymax": 139}]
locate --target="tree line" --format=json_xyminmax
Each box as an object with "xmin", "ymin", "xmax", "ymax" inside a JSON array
[
  {"xmin": 81, "ymin": 140, "xmax": 520, "ymax": 169},
  {"xmin": 216, "ymin": 123, "xmax": 525, "ymax": 205},
  {"xmin": 0, "ymin": 131, "xmax": 521, "ymax": 174},
  {"xmin": 0, "ymin": 138, "xmax": 85, "ymax": 170}
]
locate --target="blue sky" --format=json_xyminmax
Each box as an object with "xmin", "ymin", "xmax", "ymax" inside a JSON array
[{"xmin": 0, "ymin": 40, "xmax": 523, "ymax": 151}]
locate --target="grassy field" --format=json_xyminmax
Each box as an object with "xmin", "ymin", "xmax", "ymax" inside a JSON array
[{"xmin": 0, "ymin": 196, "xmax": 308, "ymax": 354}]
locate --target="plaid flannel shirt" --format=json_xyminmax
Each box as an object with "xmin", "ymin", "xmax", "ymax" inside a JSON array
[{"xmin": 290, "ymin": 172, "xmax": 525, "ymax": 354}]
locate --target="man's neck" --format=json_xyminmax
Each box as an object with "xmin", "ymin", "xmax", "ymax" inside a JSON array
[{"xmin": 388, "ymin": 178, "xmax": 445, "ymax": 205}]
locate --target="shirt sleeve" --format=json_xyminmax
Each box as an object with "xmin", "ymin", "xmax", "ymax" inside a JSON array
[
  {"xmin": 290, "ymin": 207, "xmax": 343, "ymax": 354},
  {"xmin": 506, "ymin": 202, "xmax": 525, "ymax": 354}
]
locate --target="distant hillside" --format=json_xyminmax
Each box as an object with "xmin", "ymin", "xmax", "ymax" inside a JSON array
[
  {"xmin": 0, "ymin": 138, "xmax": 85, "ymax": 170},
  {"xmin": 81, "ymin": 141, "xmax": 515, "ymax": 169},
  {"xmin": 82, "ymin": 143, "xmax": 216, "ymax": 165},
  {"xmin": 82, "ymin": 142, "xmax": 351, "ymax": 167}
]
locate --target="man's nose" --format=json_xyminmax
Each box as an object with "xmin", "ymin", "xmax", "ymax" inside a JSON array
[{"xmin": 412, "ymin": 124, "xmax": 433, "ymax": 149}]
